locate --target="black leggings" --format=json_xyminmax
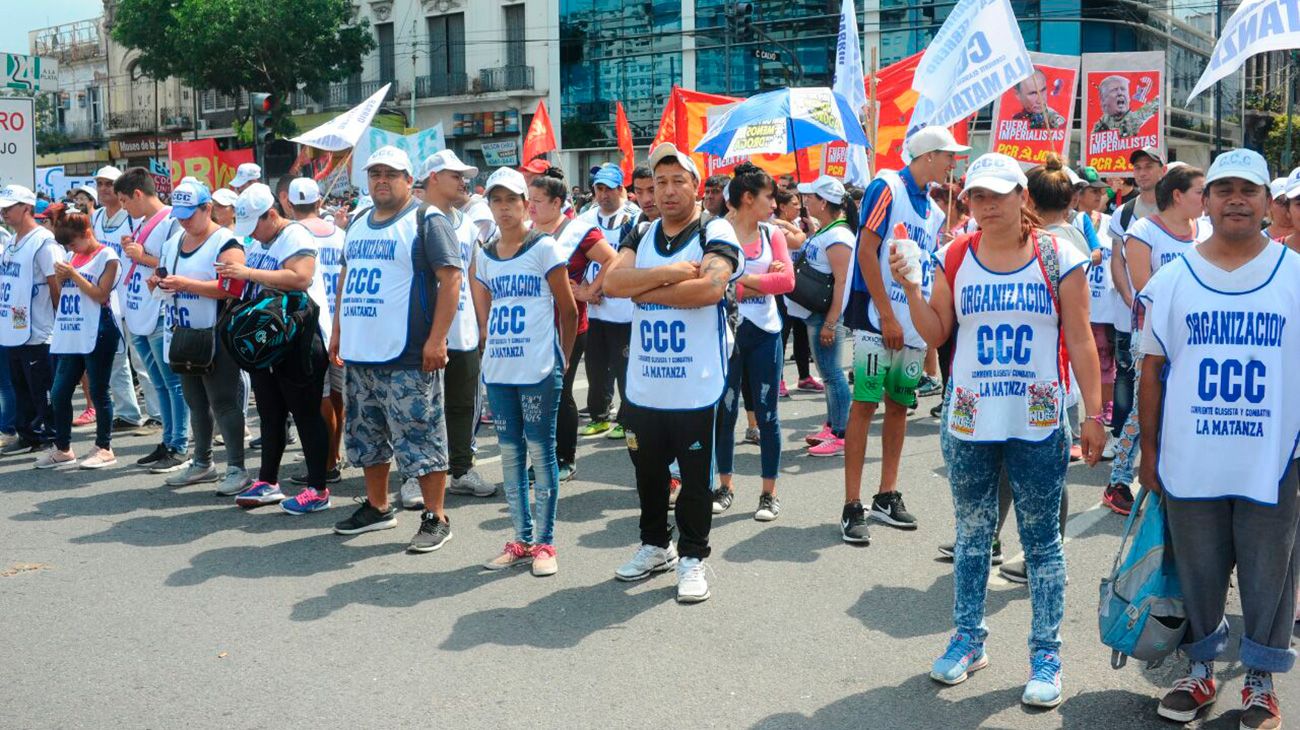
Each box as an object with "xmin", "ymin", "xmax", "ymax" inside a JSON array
[
  {"xmin": 557, "ymin": 331, "xmax": 587, "ymax": 465},
  {"xmin": 250, "ymin": 337, "xmax": 329, "ymax": 489},
  {"xmin": 777, "ymin": 295, "xmax": 812, "ymax": 381}
]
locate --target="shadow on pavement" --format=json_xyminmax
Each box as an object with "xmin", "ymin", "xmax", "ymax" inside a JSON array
[
  {"xmin": 722, "ymin": 524, "xmax": 839, "ymax": 564},
  {"xmin": 847, "ymin": 572, "xmax": 1027, "ymax": 640},
  {"xmin": 290, "ymin": 565, "xmax": 494, "ymax": 621},
  {"xmin": 165, "ymin": 532, "xmax": 398, "ymax": 586},
  {"xmin": 751, "ymin": 674, "xmax": 1021, "ymax": 729}
]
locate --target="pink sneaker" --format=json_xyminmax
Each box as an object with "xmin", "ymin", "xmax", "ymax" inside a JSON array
[
  {"xmin": 73, "ymin": 408, "xmax": 96, "ymax": 427},
  {"xmin": 778, "ymin": 380, "xmax": 790, "ymax": 399},
  {"xmin": 1070, "ymin": 443, "xmax": 1083, "ymax": 462},
  {"xmin": 805, "ymin": 424, "xmax": 834, "ymax": 446},
  {"xmin": 1101, "ymin": 401, "xmax": 1114, "ymax": 426},
  {"xmin": 797, "ymin": 376, "xmax": 825, "ymax": 393},
  {"xmin": 808, "ymin": 436, "xmax": 845, "ymax": 457}
]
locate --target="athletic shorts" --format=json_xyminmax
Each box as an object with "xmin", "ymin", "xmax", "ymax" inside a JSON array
[
  {"xmin": 344, "ymin": 365, "xmax": 448, "ymax": 477},
  {"xmin": 852, "ymin": 330, "xmax": 925, "ymax": 407},
  {"xmin": 323, "ymin": 361, "xmax": 346, "ymax": 397}
]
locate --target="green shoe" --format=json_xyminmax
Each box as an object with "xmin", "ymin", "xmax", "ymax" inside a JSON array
[
  {"xmin": 580, "ymin": 421, "xmax": 613, "ymax": 437},
  {"xmin": 605, "ymin": 424, "xmax": 626, "ymax": 440}
]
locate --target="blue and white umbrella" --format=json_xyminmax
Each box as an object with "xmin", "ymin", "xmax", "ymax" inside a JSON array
[{"xmin": 694, "ymin": 87, "xmax": 870, "ymax": 160}]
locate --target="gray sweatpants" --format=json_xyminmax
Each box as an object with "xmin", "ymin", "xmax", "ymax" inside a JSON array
[
  {"xmin": 178, "ymin": 345, "xmax": 247, "ymax": 471},
  {"xmin": 1164, "ymin": 459, "xmax": 1300, "ymax": 673}
]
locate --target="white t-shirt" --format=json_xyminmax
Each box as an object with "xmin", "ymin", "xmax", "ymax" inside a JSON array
[{"xmin": 26, "ymin": 229, "xmax": 60, "ymax": 346}]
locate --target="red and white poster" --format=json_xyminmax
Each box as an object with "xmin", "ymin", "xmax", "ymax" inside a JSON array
[
  {"xmin": 1081, "ymin": 51, "xmax": 1164, "ymax": 175},
  {"xmin": 990, "ymin": 52, "xmax": 1078, "ymax": 169}
]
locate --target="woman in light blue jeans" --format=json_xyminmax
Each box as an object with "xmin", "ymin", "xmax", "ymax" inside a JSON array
[{"xmin": 132, "ymin": 322, "xmax": 190, "ymax": 461}]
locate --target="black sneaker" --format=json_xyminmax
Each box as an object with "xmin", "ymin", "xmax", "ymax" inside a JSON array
[
  {"xmin": 408, "ymin": 512, "xmax": 452, "ymax": 553},
  {"xmin": 841, "ymin": 500, "xmax": 871, "ymax": 544},
  {"xmin": 870, "ymin": 490, "xmax": 918, "ymax": 530},
  {"xmin": 0, "ymin": 438, "xmax": 41, "ymax": 456},
  {"xmin": 148, "ymin": 449, "xmax": 191, "ymax": 474},
  {"xmin": 290, "ymin": 467, "xmax": 342, "ymax": 485},
  {"xmin": 131, "ymin": 419, "xmax": 162, "ymax": 437},
  {"xmin": 334, "ymin": 499, "xmax": 398, "ymax": 535},
  {"xmin": 754, "ymin": 492, "xmax": 781, "ymax": 522},
  {"xmin": 135, "ymin": 443, "xmax": 169, "ymax": 466},
  {"xmin": 998, "ymin": 558, "xmax": 1028, "ymax": 584},
  {"xmin": 110, "ymin": 417, "xmax": 140, "ymax": 433},
  {"xmin": 937, "ymin": 539, "xmax": 1004, "ymax": 565},
  {"xmin": 712, "ymin": 486, "xmax": 734, "ymax": 514},
  {"xmin": 929, "ymin": 403, "xmax": 944, "ymax": 419},
  {"xmin": 249, "ymin": 435, "xmax": 264, "ymax": 450}
]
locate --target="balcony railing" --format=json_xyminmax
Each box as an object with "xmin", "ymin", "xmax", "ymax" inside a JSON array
[
  {"xmin": 292, "ymin": 80, "xmax": 396, "ymax": 110},
  {"xmin": 479, "ymin": 65, "xmax": 534, "ymax": 93},
  {"xmin": 106, "ymin": 109, "xmax": 157, "ymax": 133},
  {"xmin": 415, "ymin": 73, "xmax": 468, "ymax": 99},
  {"xmin": 159, "ymin": 107, "xmax": 194, "ymax": 131}
]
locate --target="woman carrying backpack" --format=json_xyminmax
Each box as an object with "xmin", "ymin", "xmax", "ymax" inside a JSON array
[
  {"xmin": 152, "ymin": 181, "xmax": 251, "ymax": 496},
  {"xmin": 472, "ymin": 168, "xmax": 577, "ymax": 576},
  {"xmin": 890, "ymin": 153, "xmax": 1105, "ymax": 709},
  {"xmin": 711, "ymin": 162, "xmax": 794, "ymax": 520}
]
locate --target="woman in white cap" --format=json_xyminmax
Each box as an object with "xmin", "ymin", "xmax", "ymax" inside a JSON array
[
  {"xmin": 790, "ymin": 175, "xmax": 856, "ymax": 459},
  {"xmin": 210, "ymin": 188, "xmax": 238, "ymax": 228},
  {"xmin": 890, "ymin": 152, "xmax": 1104, "ymax": 709},
  {"xmin": 1266, "ymin": 177, "xmax": 1292, "ymax": 243},
  {"xmin": 472, "ymin": 167, "xmax": 578, "ymax": 576}
]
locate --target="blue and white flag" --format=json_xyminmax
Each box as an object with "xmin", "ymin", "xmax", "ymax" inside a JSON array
[
  {"xmin": 908, "ymin": 0, "xmax": 1033, "ymax": 135},
  {"xmin": 833, "ymin": 0, "xmax": 870, "ymax": 185},
  {"xmin": 1188, "ymin": 0, "xmax": 1296, "ymax": 103}
]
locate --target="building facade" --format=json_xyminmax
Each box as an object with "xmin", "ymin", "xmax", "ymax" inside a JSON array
[{"xmin": 28, "ymin": 17, "xmax": 110, "ymax": 175}]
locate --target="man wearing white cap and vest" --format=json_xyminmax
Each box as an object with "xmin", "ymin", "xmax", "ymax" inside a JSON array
[
  {"xmin": 1138, "ymin": 149, "xmax": 1298, "ymax": 730},
  {"xmin": 604, "ymin": 142, "xmax": 742, "ymax": 603},
  {"xmin": 578, "ymin": 163, "xmax": 639, "ymax": 441},
  {"xmin": 330, "ymin": 145, "xmax": 463, "ymax": 554},
  {"xmin": 229, "ymin": 163, "xmax": 262, "ymax": 194},
  {"xmin": 417, "ymin": 149, "xmax": 494, "ymax": 505},
  {"xmin": 840, "ymin": 126, "xmax": 967, "ymax": 543},
  {"xmin": 90, "ymin": 164, "xmax": 156, "ymax": 431},
  {"xmin": 0, "ymin": 184, "xmax": 61, "ymax": 455}
]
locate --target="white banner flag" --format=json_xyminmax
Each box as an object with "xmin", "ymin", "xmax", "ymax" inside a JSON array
[
  {"xmin": 291, "ymin": 83, "xmax": 392, "ymax": 152},
  {"xmin": 908, "ymin": 0, "xmax": 1032, "ymax": 135},
  {"xmin": 351, "ymin": 123, "xmax": 447, "ymax": 191},
  {"xmin": 1187, "ymin": 0, "xmax": 1295, "ymax": 103},
  {"xmin": 833, "ymin": 0, "xmax": 870, "ymax": 185}
]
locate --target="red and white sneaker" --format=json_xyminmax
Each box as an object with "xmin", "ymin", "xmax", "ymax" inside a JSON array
[
  {"xmin": 797, "ymin": 376, "xmax": 825, "ymax": 393},
  {"xmin": 778, "ymin": 380, "xmax": 790, "ymax": 399},
  {"xmin": 1157, "ymin": 672, "xmax": 1216, "ymax": 723},
  {"xmin": 1241, "ymin": 672, "xmax": 1282, "ymax": 730},
  {"xmin": 805, "ymin": 424, "xmax": 835, "ymax": 446},
  {"xmin": 808, "ymin": 436, "xmax": 845, "ymax": 457}
]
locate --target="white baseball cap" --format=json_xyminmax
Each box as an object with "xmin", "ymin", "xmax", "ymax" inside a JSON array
[
  {"xmin": 1205, "ymin": 148, "xmax": 1270, "ymax": 189},
  {"xmin": 648, "ymin": 142, "xmax": 700, "ymax": 181},
  {"xmin": 230, "ymin": 162, "xmax": 262, "ymax": 189},
  {"xmin": 1065, "ymin": 167, "xmax": 1084, "ymax": 187},
  {"xmin": 73, "ymin": 184, "xmax": 99, "ymax": 202},
  {"xmin": 233, "ymin": 183, "xmax": 276, "ymax": 237},
  {"xmin": 1270, "ymin": 177, "xmax": 1289, "ymax": 199},
  {"xmin": 363, "ymin": 145, "xmax": 414, "ymax": 175},
  {"xmin": 905, "ymin": 126, "xmax": 972, "ymax": 158},
  {"xmin": 421, "ymin": 149, "xmax": 478, "ymax": 179},
  {"xmin": 0, "ymin": 184, "xmax": 37, "ymax": 208},
  {"xmin": 212, "ymin": 188, "xmax": 238, "ymax": 207},
  {"xmin": 961, "ymin": 153, "xmax": 1029, "ymax": 196},
  {"xmin": 288, "ymin": 178, "xmax": 321, "ymax": 205},
  {"xmin": 484, "ymin": 167, "xmax": 528, "ymax": 196},
  {"xmin": 94, "ymin": 165, "xmax": 123, "ymax": 182},
  {"xmin": 796, "ymin": 175, "xmax": 847, "ymax": 206}
]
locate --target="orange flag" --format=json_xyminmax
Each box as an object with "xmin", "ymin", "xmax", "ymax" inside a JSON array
[
  {"xmin": 522, "ymin": 100, "xmax": 557, "ymax": 165},
  {"xmin": 616, "ymin": 102, "xmax": 635, "ymax": 182},
  {"xmin": 871, "ymin": 52, "xmax": 971, "ymax": 172}
]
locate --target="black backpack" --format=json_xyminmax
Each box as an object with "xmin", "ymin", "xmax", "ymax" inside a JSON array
[{"xmin": 221, "ymin": 288, "xmax": 317, "ymax": 371}]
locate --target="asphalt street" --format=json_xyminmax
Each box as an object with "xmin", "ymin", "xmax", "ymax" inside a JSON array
[{"xmin": 1, "ymin": 359, "xmax": 1294, "ymax": 729}]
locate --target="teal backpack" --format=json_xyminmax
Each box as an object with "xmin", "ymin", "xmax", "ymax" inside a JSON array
[
  {"xmin": 221, "ymin": 289, "xmax": 315, "ymax": 371},
  {"xmin": 1098, "ymin": 487, "xmax": 1187, "ymax": 668}
]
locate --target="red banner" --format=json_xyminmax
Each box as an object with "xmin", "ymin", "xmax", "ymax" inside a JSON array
[
  {"xmin": 990, "ymin": 52, "xmax": 1079, "ymax": 168},
  {"xmin": 168, "ymin": 140, "xmax": 255, "ymax": 190},
  {"xmin": 870, "ymin": 52, "xmax": 970, "ymax": 173}
]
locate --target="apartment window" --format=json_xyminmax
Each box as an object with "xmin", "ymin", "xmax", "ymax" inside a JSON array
[
  {"xmin": 505, "ymin": 4, "xmax": 525, "ymax": 67},
  {"xmin": 87, "ymin": 86, "xmax": 101, "ymax": 126},
  {"xmin": 377, "ymin": 22, "xmax": 395, "ymax": 82},
  {"xmin": 427, "ymin": 13, "xmax": 466, "ymax": 79}
]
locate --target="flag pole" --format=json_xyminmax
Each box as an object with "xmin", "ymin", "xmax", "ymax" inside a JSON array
[{"xmin": 867, "ymin": 46, "xmax": 878, "ymax": 172}]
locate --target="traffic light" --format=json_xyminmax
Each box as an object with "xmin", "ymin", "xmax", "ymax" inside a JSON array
[
  {"xmin": 735, "ymin": 2, "xmax": 753, "ymax": 38},
  {"xmin": 249, "ymin": 91, "xmax": 276, "ymax": 165}
]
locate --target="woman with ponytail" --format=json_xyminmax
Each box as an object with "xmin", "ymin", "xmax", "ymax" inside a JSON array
[{"xmin": 890, "ymin": 153, "xmax": 1105, "ymax": 709}]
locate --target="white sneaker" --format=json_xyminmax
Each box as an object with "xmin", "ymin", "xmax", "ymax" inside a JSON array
[
  {"xmin": 78, "ymin": 448, "xmax": 118, "ymax": 470},
  {"xmin": 34, "ymin": 447, "xmax": 77, "ymax": 469},
  {"xmin": 676, "ymin": 557, "xmax": 710, "ymax": 603},
  {"xmin": 448, "ymin": 470, "xmax": 497, "ymax": 497},
  {"xmin": 400, "ymin": 477, "xmax": 424, "ymax": 510},
  {"xmin": 216, "ymin": 467, "xmax": 252, "ymax": 496},
  {"xmin": 615, "ymin": 543, "xmax": 679, "ymax": 581},
  {"xmin": 1102, "ymin": 435, "xmax": 1119, "ymax": 460}
]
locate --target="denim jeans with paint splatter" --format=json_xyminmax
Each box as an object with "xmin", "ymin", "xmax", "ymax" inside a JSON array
[
  {"xmin": 802, "ymin": 312, "xmax": 850, "ymax": 436},
  {"xmin": 486, "ymin": 362, "xmax": 563, "ymax": 546},
  {"xmin": 716, "ymin": 320, "xmax": 783, "ymax": 479},
  {"xmin": 940, "ymin": 422, "xmax": 1069, "ymax": 655},
  {"xmin": 1109, "ymin": 335, "xmax": 1143, "ymax": 487}
]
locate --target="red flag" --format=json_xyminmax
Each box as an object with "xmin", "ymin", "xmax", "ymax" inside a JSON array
[
  {"xmin": 522, "ymin": 100, "xmax": 557, "ymax": 165},
  {"xmin": 616, "ymin": 102, "xmax": 635, "ymax": 181},
  {"xmin": 870, "ymin": 52, "xmax": 971, "ymax": 172}
]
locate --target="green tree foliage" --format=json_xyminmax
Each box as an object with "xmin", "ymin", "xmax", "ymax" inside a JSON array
[
  {"xmin": 111, "ymin": 0, "xmax": 375, "ymax": 131},
  {"xmin": 1263, "ymin": 114, "xmax": 1300, "ymax": 173}
]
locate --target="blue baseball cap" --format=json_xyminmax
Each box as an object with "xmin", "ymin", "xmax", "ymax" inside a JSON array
[
  {"xmin": 171, "ymin": 180, "xmax": 213, "ymax": 220},
  {"xmin": 592, "ymin": 164, "xmax": 624, "ymax": 189}
]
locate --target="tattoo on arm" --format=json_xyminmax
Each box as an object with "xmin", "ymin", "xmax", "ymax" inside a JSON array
[{"xmin": 701, "ymin": 254, "xmax": 732, "ymax": 288}]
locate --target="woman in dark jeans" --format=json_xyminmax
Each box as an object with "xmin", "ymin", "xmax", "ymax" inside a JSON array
[
  {"xmin": 216, "ymin": 185, "xmax": 333, "ymax": 513},
  {"xmin": 40, "ymin": 204, "xmax": 121, "ymax": 470},
  {"xmin": 772, "ymin": 187, "xmax": 814, "ymax": 396},
  {"xmin": 527, "ymin": 172, "xmax": 618, "ymax": 482}
]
